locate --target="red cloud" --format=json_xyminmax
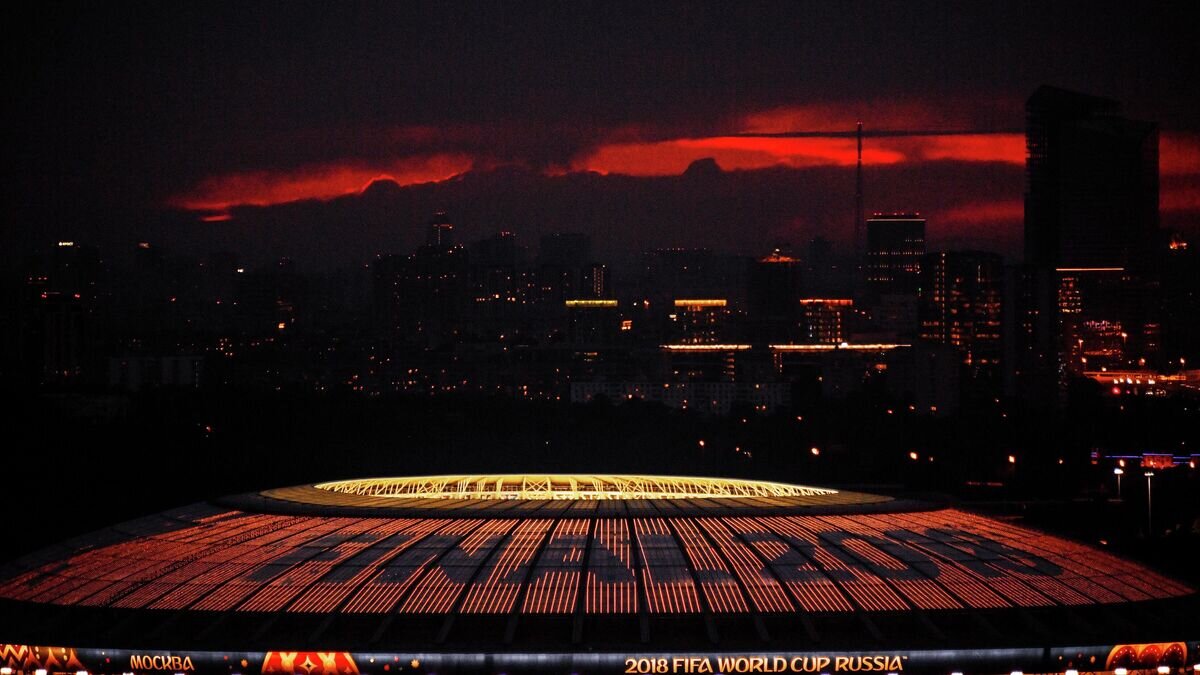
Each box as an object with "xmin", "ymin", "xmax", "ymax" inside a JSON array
[
  {"xmin": 172, "ymin": 154, "xmax": 474, "ymax": 212},
  {"xmin": 574, "ymin": 136, "xmax": 906, "ymax": 175},
  {"xmin": 574, "ymin": 132, "xmax": 1026, "ymax": 176},
  {"xmin": 167, "ymin": 114, "xmax": 1200, "ymax": 216}
]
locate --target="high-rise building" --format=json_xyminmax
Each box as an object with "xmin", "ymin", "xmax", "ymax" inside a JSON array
[
  {"xmin": 582, "ymin": 263, "xmax": 609, "ymax": 299},
  {"xmin": 799, "ymin": 298, "xmax": 852, "ymax": 345},
  {"xmin": 1019, "ymin": 87, "xmax": 1162, "ymax": 401},
  {"xmin": 20, "ymin": 241, "xmax": 106, "ymax": 386},
  {"xmin": 670, "ymin": 299, "xmax": 730, "ymax": 345},
  {"xmin": 861, "ymin": 214, "xmax": 925, "ymax": 340},
  {"xmin": 920, "ymin": 251, "xmax": 1003, "ymax": 383},
  {"xmin": 1025, "ymin": 86, "xmax": 1158, "ymax": 271},
  {"xmin": 1162, "ymin": 234, "xmax": 1199, "ymax": 365},
  {"xmin": 536, "ymin": 233, "xmax": 592, "ymax": 302},
  {"xmin": 374, "ymin": 213, "xmax": 470, "ymax": 348},
  {"xmin": 865, "ymin": 214, "xmax": 926, "ymax": 296},
  {"xmin": 748, "ymin": 249, "xmax": 803, "ymax": 343}
]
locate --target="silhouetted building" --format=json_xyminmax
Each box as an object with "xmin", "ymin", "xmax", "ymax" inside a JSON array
[
  {"xmin": 866, "ymin": 214, "xmax": 925, "ymax": 296},
  {"xmin": 1162, "ymin": 234, "xmax": 1200, "ymax": 365},
  {"xmin": 748, "ymin": 249, "xmax": 803, "ymax": 342},
  {"xmin": 804, "ymin": 236, "xmax": 850, "ymax": 296},
  {"xmin": 564, "ymin": 299, "xmax": 620, "ymax": 346},
  {"xmin": 886, "ymin": 343, "xmax": 961, "ymax": 415},
  {"xmin": 1025, "ymin": 86, "xmax": 1158, "ymax": 271},
  {"xmin": 235, "ymin": 257, "xmax": 307, "ymax": 336},
  {"xmin": 1020, "ymin": 87, "xmax": 1162, "ymax": 402},
  {"xmin": 374, "ymin": 214, "xmax": 470, "ymax": 347},
  {"xmin": 536, "ymin": 233, "xmax": 591, "ymax": 302},
  {"xmin": 20, "ymin": 241, "xmax": 106, "ymax": 386}
]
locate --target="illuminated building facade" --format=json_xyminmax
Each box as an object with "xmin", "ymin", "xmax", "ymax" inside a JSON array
[
  {"xmin": 865, "ymin": 214, "xmax": 925, "ymax": 297},
  {"xmin": 861, "ymin": 215, "xmax": 925, "ymax": 341},
  {"xmin": 1056, "ymin": 267, "xmax": 1160, "ymax": 373},
  {"xmin": 669, "ymin": 298, "xmax": 730, "ymax": 345},
  {"xmin": 919, "ymin": 251, "xmax": 1003, "ymax": 382},
  {"xmin": 799, "ymin": 298, "xmax": 852, "ymax": 344},
  {"xmin": 1, "ymin": 474, "xmax": 1195, "ymax": 674}
]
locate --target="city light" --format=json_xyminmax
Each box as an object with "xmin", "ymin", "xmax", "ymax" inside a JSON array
[
  {"xmin": 1157, "ymin": 667, "xmax": 1170, "ymax": 674},
  {"xmin": 673, "ymin": 298, "xmax": 727, "ymax": 307},
  {"xmin": 1065, "ymin": 670, "xmax": 1078, "ymax": 675},
  {"xmin": 1008, "ymin": 454, "xmax": 1016, "ymax": 464},
  {"xmin": 811, "ymin": 447, "xmax": 820, "ymax": 456},
  {"xmin": 1116, "ymin": 668, "xmax": 1129, "ymax": 674},
  {"xmin": 564, "ymin": 299, "xmax": 618, "ymax": 308},
  {"xmin": 768, "ymin": 343, "xmax": 909, "ymax": 351}
]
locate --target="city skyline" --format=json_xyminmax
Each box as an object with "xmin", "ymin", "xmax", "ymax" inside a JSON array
[{"xmin": 6, "ymin": 2, "xmax": 1200, "ymax": 269}]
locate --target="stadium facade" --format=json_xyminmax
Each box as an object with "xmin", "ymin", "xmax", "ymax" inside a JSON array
[{"xmin": 1, "ymin": 475, "xmax": 1196, "ymax": 675}]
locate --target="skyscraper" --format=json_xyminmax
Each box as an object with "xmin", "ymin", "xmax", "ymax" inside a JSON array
[
  {"xmin": 862, "ymin": 214, "xmax": 925, "ymax": 340},
  {"xmin": 748, "ymin": 248, "xmax": 803, "ymax": 343},
  {"xmin": 865, "ymin": 214, "xmax": 926, "ymax": 296},
  {"xmin": 1020, "ymin": 87, "xmax": 1161, "ymax": 400},
  {"xmin": 1025, "ymin": 86, "xmax": 1158, "ymax": 270}
]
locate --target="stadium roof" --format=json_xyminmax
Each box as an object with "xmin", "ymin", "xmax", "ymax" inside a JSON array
[{"xmin": 1, "ymin": 475, "xmax": 1197, "ymax": 675}]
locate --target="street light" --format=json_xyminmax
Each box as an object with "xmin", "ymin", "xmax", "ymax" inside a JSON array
[
  {"xmin": 1144, "ymin": 471, "xmax": 1155, "ymax": 536},
  {"xmin": 1113, "ymin": 467, "xmax": 1124, "ymax": 499}
]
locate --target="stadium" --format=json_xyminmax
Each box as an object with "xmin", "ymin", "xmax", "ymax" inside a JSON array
[{"xmin": 1, "ymin": 475, "xmax": 1197, "ymax": 675}]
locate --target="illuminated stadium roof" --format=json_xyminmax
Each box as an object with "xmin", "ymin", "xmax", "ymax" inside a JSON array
[
  {"xmin": 314, "ymin": 474, "xmax": 839, "ymax": 500},
  {"xmin": 1, "ymin": 475, "xmax": 1197, "ymax": 675}
]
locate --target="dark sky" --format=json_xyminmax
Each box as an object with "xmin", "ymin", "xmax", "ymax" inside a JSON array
[{"xmin": 6, "ymin": 1, "xmax": 1200, "ymax": 267}]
